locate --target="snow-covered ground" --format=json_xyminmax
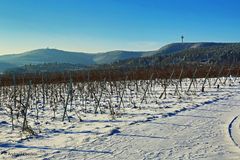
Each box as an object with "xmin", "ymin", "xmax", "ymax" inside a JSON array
[{"xmin": 1, "ymin": 77, "xmax": 240, "ymax": 159}]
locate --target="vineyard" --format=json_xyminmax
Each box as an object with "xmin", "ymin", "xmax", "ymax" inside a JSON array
[{"xmin": 1, "ymin": 65, "xmax": 240, "ymax": 159}]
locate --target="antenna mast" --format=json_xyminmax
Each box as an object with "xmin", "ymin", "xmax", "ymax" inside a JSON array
[{"xmin": 181, "ymin": 35, "xmax": 184, "ymax": 43}]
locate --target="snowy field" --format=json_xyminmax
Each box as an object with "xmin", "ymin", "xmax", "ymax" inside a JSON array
[{"xmin": 1, "ymin": 77, "xmax": 240, "ymax": 159}]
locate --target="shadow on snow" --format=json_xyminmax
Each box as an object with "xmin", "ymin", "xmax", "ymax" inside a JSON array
[{"xmin": 0, "ymin": 142, "xmax": 112, "ymax": 154}]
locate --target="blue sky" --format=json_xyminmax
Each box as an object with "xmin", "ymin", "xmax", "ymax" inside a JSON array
[{"xmin": 0, "ymin": 0, "xmax": 240, "ymax": 54}]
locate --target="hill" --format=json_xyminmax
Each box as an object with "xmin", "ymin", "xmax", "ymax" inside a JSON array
[
  {"xmin": 0, "ymin": 42, "xmax": 238, "ymax": 73},
  {"xmin": 109, "ymin": 43, "xmax": 240, "ymax": 69},
  {"xmin": 154, "ymin": 42, "xmax": 229, "ymax": 56},
  {"xmin": 0, "ymin": 48, "xmax": 151, "ymax": 72}
]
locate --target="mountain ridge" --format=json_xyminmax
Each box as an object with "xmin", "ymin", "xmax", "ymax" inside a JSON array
[
  {"xmin": 0, "ymin": 42, "xmax": 238, "ymax": 73},
  {"xmin": 109, "ymin": 43, "xmax": 240, "ymax": 69}
]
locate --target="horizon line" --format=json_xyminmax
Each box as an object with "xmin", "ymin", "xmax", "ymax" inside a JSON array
[{"xmin": 0, "ymin": 41, "xmax": 239, "ymax": 56}]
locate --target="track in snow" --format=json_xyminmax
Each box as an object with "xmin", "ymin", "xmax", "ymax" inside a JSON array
[{"xmin": 228, "ymin": 114, "xmax": 240, "ymax": 149}]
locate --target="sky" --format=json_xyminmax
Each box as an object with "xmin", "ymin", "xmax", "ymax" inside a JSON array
[{"xmin": 0, "ymin": 0, "xmax": 240, "ymax": 54}]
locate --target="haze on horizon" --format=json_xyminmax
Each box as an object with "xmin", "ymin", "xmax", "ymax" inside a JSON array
[{"xmin": 0, "ymin": 0, "xmax": 240, "ymax": 55}]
